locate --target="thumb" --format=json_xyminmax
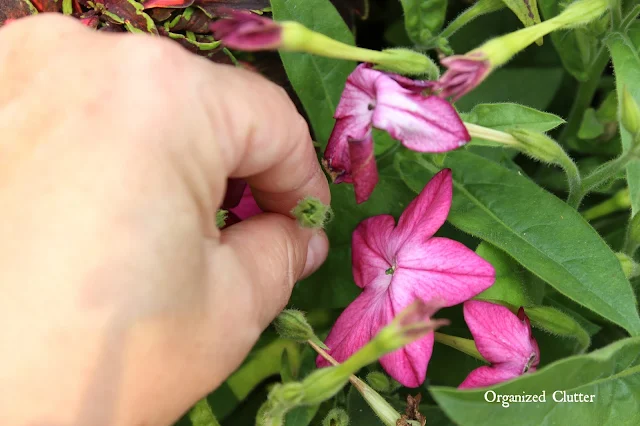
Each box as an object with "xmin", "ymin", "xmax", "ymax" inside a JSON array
[{"xmin": 213, "ymin": 213, "xmax": 329, "ymax": 328}]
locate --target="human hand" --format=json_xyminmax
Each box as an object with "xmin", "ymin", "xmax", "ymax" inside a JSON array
[{"xmin": 0, "ymin": 14, "xmax": 329, "ymax": 426}]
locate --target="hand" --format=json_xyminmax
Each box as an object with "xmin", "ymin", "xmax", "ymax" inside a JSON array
[{"xmin": 0, "ymin": 15, "xmax": 329, "ymax": 426}]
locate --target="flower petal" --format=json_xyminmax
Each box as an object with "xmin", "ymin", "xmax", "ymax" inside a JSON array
[
  {"xmin": 352, "ymin": 215, "xmax": 396, "ymax": 289},
  {"xmin": 437, "ymin": 54, "xmax": 491, "ymax": 102},
  {"xmin": 458, "ymin": 364, "xmax": 521, "ymax": 389},
  {"xmin": 317, "ymin": 288, "xmax": 391, "ymax": 367},
  {"xmin": 323, "ymin": 116, "xmax": 371, "ymax": 184},
  {"xmin": 349, "ymin": 132, "xmax": 379, "ymax": 203},
  {"xmin": 380, "ymin": 332, "xmax": 434, "ymax": 388},
  {"xmin": 335, "ymin": 64, "xmax": 378, "ymax": 119},
  {"xmin": 390, "ymin": 169, "xmax": 452, "ymax": 251},
  {"xmin": 210, "ymin": 10, "xmax": 282, "ymax": 51},
  {"xmin": 372, "ymin": 78, "xmax": 470, "ymax": 152},
  {"xmin": 230, "ymin": 186, "xmax": 262, "ymax": 220},
  {"xmin": 463, "ymin": 301, "xmax": 538, "ymax": 367},
  {"xmin": 393, "ymin": 237, "xmax": 495, "ymax": 306}
]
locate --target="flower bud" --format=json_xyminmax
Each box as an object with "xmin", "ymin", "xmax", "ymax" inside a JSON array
[
  {"xmin": 256, "ymin": 401, "xmax": 285, "ymax": 426},
  {"xmin": 299, "ymin": 367, "xmax": 351, "ymax": 405},
  {"xmin": 322, "ymin": 408, "xmax": 350, "ymax": 426},
  {"xmin": 268, "ymin": 382, "xmax": 305, "ymax": 408},
  {"xmin": 507, "ymin": 129, "xmax": 567, "ymax": 165},
  {"xmin": 291, "ymin": 197, "xmax": 333, "ymax": 229},
  {"xmin": 273, "ymin": 309, "xmax": 328, "ymax": 349},
  {"xmin": 375, "ymin": 48, "xmax": 439, "ymax": 79},
  {"xmin": 216, "ymin": 209, "xmax": 227, "ymax": 229},
  {"xmin": 366, "ymin": 371, "xmax": 391, "ymax": 393},
  {"xmin": 621, "ymin": 87, "xmax": 640, "ymax": 140},
  {"xmin": 616, "ymin": 252, "xmax": 640, "ymax": 279}
]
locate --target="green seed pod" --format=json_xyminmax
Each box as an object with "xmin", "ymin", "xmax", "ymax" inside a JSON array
[
  {"xmin": 366, "ymin": 371, "xmax": 391, "ymax": 393},
  {"xmin": 291, "ymin": 197, "xmax": 333, "ymax": 229},
  {"xmin": 323, "ymin": 408, "xmax": 350, "ymax": 426}
]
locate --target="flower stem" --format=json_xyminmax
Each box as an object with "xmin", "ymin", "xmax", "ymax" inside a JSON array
[
  {"xmin": 464, "ymin": 122, "xmax": 521, "ymax": 147},
  {"xmin": 559, "ymin": 49, "xmax": 610, "ymax": 147},
  {"xmin": 434, "ymin": 332, "xmax": 487, "ymax": 362},
  {"xmin": 559, "ymin": 152, "xmax": 583, "ymax": 208},
  {"xmin": 572, "ymin": 150, "xmax": 637, "ymax": 208},
  {"xmin": 439, "ymin": 0, "xmax": 505, "ymax": 40},
  {"xmin": 582, "ymin": 188, "xmax": 630, "ymax": 220}
]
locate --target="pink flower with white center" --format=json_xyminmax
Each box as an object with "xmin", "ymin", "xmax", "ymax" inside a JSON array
[
  {"xmin": 436, "ymin": 54, "xmax": 492, "ymax": 102},
  {"xmin": 459, "ymin": 301, "xmax": 540, "ymax": 389},
  {"xmin": 323, "ymin": 64, "xmax": 470, "ymax": 204},
  {"xmin": 209, "ymin": 10, "xmax": 283, "ymax": 51},
  {"xmin": 317, "ymin": 169, "xmax": 495, "ymax": 387}
]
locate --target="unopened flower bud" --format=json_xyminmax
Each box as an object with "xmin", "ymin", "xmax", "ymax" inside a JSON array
[
  {"xmin": 268, "ymin": 382, "xmax": 305, "ymax": 408},
  {"xmin": 621, "ymin": 87, "xmax": 640, "ymax": 140},
  {"xmin": 366, "ymin": 371, "xmax": 391, "ymax": 393},
  {"xmin": 616, "ymin": 252, "xmax": 640, "ymax": 279},
  {"xmin": 273, "ymin": 309, "xmax": 328, "ymax": 349},
  {"xmin": 322, "ymin": 408, "xmax": 350, "ymax": 426},
  {"xmin": 291, "ymin": 197, "xmax": 333, "ymax": 229},
  {"xmin": 507, "ymin": 129, "xmax": 567, "ymax": 165}
]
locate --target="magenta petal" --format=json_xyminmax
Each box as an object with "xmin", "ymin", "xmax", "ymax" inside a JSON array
[
  {"xmin": 437, "ymin": 55, "xmax": 491, "ymax": 102},
  {"xmin": 458, "ymin": 364, "xmax": 521, "ymax": 389},
  {"xmin": 349, "ymin": 133, "xmax": 379, "ymax": 203},
  {"xmin": 317, "ymin": 288, "xmax": 390, "ymax": 367},
  {"xmin": 380, "ymin": 331, "xmax": 434, "ymax": 388},
  {"xmin": 393, "ymin": 237, "xmax": 495, "ymax": 306},
  {"xmin": 335, "ymin": 64, "xmax": 379, "ymax": 118},
  {"xmin": 372, "ymin": 77, "xmax": 470, "ymax": 152},
  {"xmin": 352, "ymin": 215, "xmax": 396, "ymax": 289},
  {"xmin": 391, "ymin": 169, "xmax": 453, "ymax": 249},
  {"xmin": 463, "ymin": 301, "xmax": 538, "ymax": 367},
  {"xmin": 210, "ymin": 11, "xmax": 282, "ymax": 51},
  {"xmin": 229, "ymin": 186, "xmax": 262, "ymax": 220},
  {"xmin": 323, "ymin": 116, "xmax": 372, "ymax": 184}
]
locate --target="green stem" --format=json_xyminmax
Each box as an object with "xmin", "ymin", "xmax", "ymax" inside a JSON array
[
  {"xmin": 560, "ymin": 49, "xmax": 610, "ymax": 148},
  {"xmin": 623, "ymin": 212, "xmax": 640, "ymax": 256},
  {"xmin": 434, "ymin": 332, "xmax": 487, "ymax": 362},
  {"xmin": 439, "ymin": 0, "xmax": 505, "ymax": 40},
  {"xmin": 572, "ymin": 151, "xmax": 636, "ymax": 208},
  {"xmin": 558, "ymin": 152, "xmax": 583, "ymax": 207},
  {"xmin": 582, "ymin": 188, "xmax": 630, "ymax": 220}
]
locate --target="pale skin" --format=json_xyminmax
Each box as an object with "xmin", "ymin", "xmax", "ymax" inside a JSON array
[{"xmin": 0, "ymin": 15, "xmax": 330, "ymax": 426}]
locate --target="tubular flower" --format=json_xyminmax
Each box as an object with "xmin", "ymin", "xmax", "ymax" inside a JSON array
[
  {"xmin": 209, "ymin": 9, "xmax": 283, "ymax": 51},
  {"xmin": 317, "ymin": 170, "xmax": 495, "ymax": 387},
  {"xmin": 323, "ymin": 64, "xmax": 470, "ymax": 203},
  {"xmin": 436, "ymin": 54, "xmax": 491, "ymax": 102},
  {"xmin": 222, "ymin": 179, "xmax": 262, "ymax": 226},
  {"xmin": 459, "ymin": 301, "xmax": 540, "ymax": 389}
]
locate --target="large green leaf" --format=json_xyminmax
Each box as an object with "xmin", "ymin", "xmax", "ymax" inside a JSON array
[
  {"xmin": 607, "ymin": 24, "xmax": 640, "ymax": 216},
  {"xmin": 399, "ymin": 0, "xmax": 448, "ymax": 46},
  {"xmin": 455, "ymin": 68, "xmax": 564, "ymax": 111},
  {"xmin": 462, "ymin": 103, "xmax": 565, "ymax": 133},
  {"xmin": 394, "ymin": 150, "xmax": 640, "ymax": 336},
  {"xmin": 538, "ymin": 0, "xmax": 598, "ymax": 81},
  {"xmin": 270, "ymin": 0, "xmax": 356, "ymax": 148},
  {"xmin": 430, "ymin": 337, "xmax": 640, "ymax": 425}
]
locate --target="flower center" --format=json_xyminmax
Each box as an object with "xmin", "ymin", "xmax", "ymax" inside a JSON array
[
  {"xmin": 385, "ymin": 261, "xmax": 397, "ymax": 275},
  {"xmin": 367, "ymin": 103, "xmax": 375, "ymax": 111},
  {"xmin": 523, "ymin": 353, "xmax": 537, "ymax": 373}
]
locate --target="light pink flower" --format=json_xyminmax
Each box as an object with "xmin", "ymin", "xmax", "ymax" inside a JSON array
[
  {"xmin": 317, "ymin": 170, "xmax": 495, "ymax": 387},
  {"xmin": 459, "ymin": 301, "xmax": 540, "ymax": 389},
  {"xmin": 436, "ymin": 54, "xmax": 491, "ymax": 102},
  {"xmin": 323, "ymin": 64, "xmax": 470, "ymax": 204},
  {"xmin": 209, "ymin": 10, "xmax": 282, "ymax": 51}
]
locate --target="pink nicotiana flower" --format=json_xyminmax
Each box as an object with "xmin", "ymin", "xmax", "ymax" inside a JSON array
[
  {"xmin": 317, "ymin": 170, "xmax": 495, "ymax": 387},
  {"xmin": 459, "ymin": 301, "xmax": 540, "ymax": 389},
  {"xmin": 221, "ymin": 179, "xmax": 262, "ymax": 226},
  {"xmin": 323, "ymin": 64, "xmax": 470, "ymax": 204},
  {"xmin": 209, "ymin": 10, "xmax": 283, "ymax": 51},
  {"xmin": 436, "ymin": 54, "xmax": 491, "ymax": 102}
]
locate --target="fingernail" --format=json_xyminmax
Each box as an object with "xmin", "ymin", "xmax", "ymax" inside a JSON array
[{"xmin": 302, "ymin": 232, "xmax": 329, "ymax": 278}]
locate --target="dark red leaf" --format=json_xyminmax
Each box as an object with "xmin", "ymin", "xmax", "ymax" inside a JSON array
[
  {"xmin": 97, "ymin": 0, "xmax": 159, "ymax": 34},
  {"xmin": 98, "ymin": 20, "xmax": 126, "ymax": 31},
  {"xmin": 31, "ymin": 0, "xmax": 60, "ymax": 12},
  {"xmin": 143, "ymin": 0, "xmax": 194, "ymax": 9},
  {"xmin": 195, "ymin": 0, "xmax": 269, "ymax": 16},
  {"xmin": 167, "ymin": 7, "xmax": 211, "ymax": 33},
  {"xmin": 79, "ymin": 11, "xmax": 100, "ymax": 28},
  {"xmin": 0, "ymin": 0, "xmax": 37, "ymax": 25},
  {"xmin": 147, "ymin": 8, "xmax": 174, "ymax": 21}
]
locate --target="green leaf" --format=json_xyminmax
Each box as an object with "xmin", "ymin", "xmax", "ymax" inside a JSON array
[
  {"xmin": 538, "ymin": 0, "xmax": 597, "ymax": 81},
  {"xmin": 577, "ymin": 108, "xmax": 606, "ymax": 140},
  {"xmin": 271, "ymin": 0, "xmax": 356, "ymax": 148},
  {"xmin": 462, "ymin": 102, "xmax": 565, "ymax": 132},
  {"xmin": 394, "ymin": 150, "xmax": 640, "ymax": 336},
  {"xmin": 285, "ymin": 405, "xmax": 321, "ymax": 426},
  {"xmin": 607, "ymin": 25, "xmax": 640, "ymax": 216},
  {"xmin": 399, "ymin": 0, "xmax": 448, "ymax": 46},
  {"xmin": 189, "ymin": 398, "xmax": 220, "ymax": 426},
  {"xmin": 474, "ymin": 242, "xmax": 531, "ymax": 307},
  {"xmin": 500, "ymin": 0, "xmax": 542, "ymax": 29},
  {"xmin": 455, "ymin": 68, "xmax": 564, "ymax": 111},
  {"xmin": 430, "ymin": 337, "xmax": 640, "ymax": 425}
]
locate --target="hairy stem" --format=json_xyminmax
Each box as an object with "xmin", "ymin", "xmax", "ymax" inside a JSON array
[{"xmin": 434, "ymin": 332, "xmax": 487, "ymax": 362}]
